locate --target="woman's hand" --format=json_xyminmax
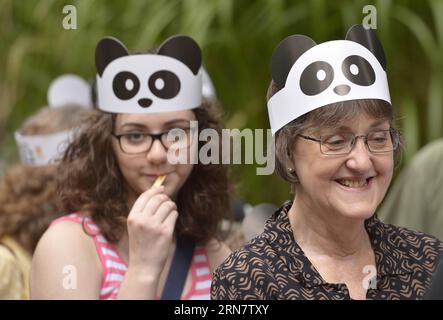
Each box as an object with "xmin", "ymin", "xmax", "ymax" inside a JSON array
[{"xmin": 126, "ymin": 185, "xmax": 178, "ymax": 276}]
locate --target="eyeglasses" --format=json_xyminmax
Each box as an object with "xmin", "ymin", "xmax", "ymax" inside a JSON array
[
  {"xmin": 298, "ymin": 128, "xmax": 399, "ymax": 156},
  {"xmin": 112, "ymin": 128, "xmax": 193, "ymax": 154}
]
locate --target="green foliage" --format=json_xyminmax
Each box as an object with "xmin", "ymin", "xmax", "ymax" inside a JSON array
[{"xmin": 1, "ymin": 0, "xmax": 442, "ymax": 205}]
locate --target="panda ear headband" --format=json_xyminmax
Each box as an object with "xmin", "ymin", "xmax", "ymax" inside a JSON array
[
  {"xmin": 95, "ymin": 35, "xmax": 203, "ymax": 114},
  {"xmin": 267, "ymin": 24, "xmax": 391, "ymax": 135}
]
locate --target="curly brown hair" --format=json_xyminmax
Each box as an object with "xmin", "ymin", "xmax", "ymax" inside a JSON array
[
  {"xmin": 0, "ymin": 165, "xmax": 62, "ymax": 252},
  {"xmin": 57, "ymin": 99, "xmax": 233, "ymax": 245},
  {"xmin": 0, "ymin": 105, "xmax": 93, "ymax": 252}
]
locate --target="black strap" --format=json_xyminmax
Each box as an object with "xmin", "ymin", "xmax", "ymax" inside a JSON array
[{"xmin": 160, "ymin": 235, "xmax": 195, "ymax": 300}]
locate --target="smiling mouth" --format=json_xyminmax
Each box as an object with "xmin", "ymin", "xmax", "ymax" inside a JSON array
[{"xmin": 335, "ymin": 177, "xmax": 373, "ymax": 188}]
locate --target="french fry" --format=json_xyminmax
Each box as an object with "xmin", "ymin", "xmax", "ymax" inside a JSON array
[{"xmin": 153, "ymin": 175, "xmax": 166, "ymax": 188}]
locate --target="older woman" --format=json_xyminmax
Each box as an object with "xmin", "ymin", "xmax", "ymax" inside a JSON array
[{"xmin": 211, "ymin": 24, "xmax": 443, "ymax": 300}]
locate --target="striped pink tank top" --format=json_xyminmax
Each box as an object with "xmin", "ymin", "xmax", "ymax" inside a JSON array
[{"xmin": 51, "ymin": 213, "xmax": 212, "ymax": 300}]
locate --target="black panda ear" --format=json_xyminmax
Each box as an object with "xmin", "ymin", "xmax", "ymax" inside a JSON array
[
  {"xmin": 271, "ymin": 35, "xmax": 317, "ymax": 90},
  {"xmin": 157, "ymin": 35, "xmax": 202, "ymax": 75},
  {"xmin": 95, "ymin": 37, "xmax": 129, "ymax": 77},
  {"xmin": 345, "ymin": 24, "xmax": 386, "ymax": 70}
]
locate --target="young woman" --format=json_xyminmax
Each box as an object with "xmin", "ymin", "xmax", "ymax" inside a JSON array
[
  {"xmin": 212, "ymin": 25, "xmax": 443, "ymax": 300},
  {"xmin": 30, "ymin": 35, "xmax": 232, "ymax": 299}
]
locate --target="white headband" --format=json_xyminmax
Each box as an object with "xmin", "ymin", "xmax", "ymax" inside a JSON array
[
  {"xmin": 15, "ymin": 74, "xmax": 92, "ymax": 166},
  {"xmin": 14, "ymin": 130, "xmax": 73, "ymax": 166},
  {"xmin": 267, "ymin": 24, "xmax": 391, "ymax": 135},
  {"xmin": 95, "ymin": 35, "xmax": 203, "ymax": 114}
]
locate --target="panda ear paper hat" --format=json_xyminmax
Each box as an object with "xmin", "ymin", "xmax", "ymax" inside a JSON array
[
  {"xmin": 267, "ymin": 24, "xmax": 391, "ymax": 135},
  {"xmin": 95, "ymin": 35, "xmax": 203, "ymax": 114},
  {"xmin": 15, "ymin": 74, "xmax": 93, "ymax": 166}
]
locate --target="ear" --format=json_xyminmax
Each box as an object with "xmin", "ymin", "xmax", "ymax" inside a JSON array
[
  {"xmin": 157, "ymin": 35, "xmax": 202, "ymax": 75},
  {"xmin": 271, "ymin": 35, "xmax": 317, "ymax": 90},
  {"xmin": 95, "ymin": 37, "xmax": 129, "ymax": 77},
  {"xmin": 345, "ymin": 24, "xmax": 386, "ymax": 70}
]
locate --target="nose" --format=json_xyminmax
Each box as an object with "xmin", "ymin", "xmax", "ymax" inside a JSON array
[
  {"xmin": 333, "ymin": 84, "xmax": 351, "ymax": 96},
  {"xmin": 346, "ymin": 138, "xmax": 372, "ymax": 172},
  {"xmin": 138, "ymin": 98, "xmax": 152, "ymax": 108},
  {"xmin": 146, "ymin": 139, "xmax": 167, "ymax": 164}
]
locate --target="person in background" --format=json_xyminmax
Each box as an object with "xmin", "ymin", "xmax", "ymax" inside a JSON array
[
  {"xmin": 378, "ymin": 138, "xmax": 443, "ymax": 241},
  {"xmin": 224, "ymin": 202, "xmax": 276, "ymax": 251},
  {"xmin": 242, "ymin": 203, "xmax": 277, "ymax": 241},
  {"xmin": 0, "ymin": 75, "xmax": 93, "ymax": 299}
]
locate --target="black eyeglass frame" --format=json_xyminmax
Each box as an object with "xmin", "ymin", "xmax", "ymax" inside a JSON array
[{"xmin": 112, "ymin": 128, "xmax": 191, "ymax": 155}]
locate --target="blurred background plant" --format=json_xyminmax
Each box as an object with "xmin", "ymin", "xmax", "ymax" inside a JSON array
[{"xmin": 0, "ymin": 0, "xmax": 441, "ymax": 206}]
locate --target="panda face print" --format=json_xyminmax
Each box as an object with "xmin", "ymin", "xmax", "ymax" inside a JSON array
[
  {"xmin": 267, "ymin": 25, "xmax": 391, "ymax": 135},
  {"xmin": 341, "ymin": 55, "xmax": 375, "ymax": 87},
  {"xmin": 296, "ymin": 42, "xmax": 379, "ymax": 99},
  {"xmin": 95, "ymin": 36, "xmax": 202, "ymax": 114},
  {"xmin": 112, "ymin": 71, "xmax": 140, "ymax": 101},
  {"xmin": 299, "ymin": 61, "xmax": 334, "ymax": 96},
  {"xmin": 111, "ymin": 66, "xmax": 181, "ymax": 108},
  {"xmin": 148, "ymin": 71, "xmax": 180, "ymax": 99},
  {"xmin": 277, "ymin": 40, "xmax": 387, "ymax": 107},
  {"xmin": 299, "ymin": 55, "xmax": 376, "ymax": 97},
  {"xmin": 97, "ymin": 55, "xmax": 197, "ymax": 113}
]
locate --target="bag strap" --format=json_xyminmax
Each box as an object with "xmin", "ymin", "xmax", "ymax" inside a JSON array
[{"xmin": 160, "ymin": 235, "xmax": 195, "ymax": 300}]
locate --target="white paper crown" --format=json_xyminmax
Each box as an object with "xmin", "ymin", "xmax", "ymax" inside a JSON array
[
  {"xmin": 15, "ymin": 74, "xmax": 92, "ymax": 166},
  {"xmin": 95, "ymin": 35, "xmax": 203, "ymax": 114},
  {"xmin": 201, "ymin": 66, "xmax": 216, "ymax": 101},
  {"xmin": 267, "ymin": 25, "xmax": 391, "ymax": 135},
  {"xmin": 14, "ymin": 130, "xmax": 73, "ymax": 166}
]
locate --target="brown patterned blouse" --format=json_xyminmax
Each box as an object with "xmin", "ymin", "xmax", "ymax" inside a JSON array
[{"xmin": 211, "ymin": 202, "xmax": 443, "ymax": 300}]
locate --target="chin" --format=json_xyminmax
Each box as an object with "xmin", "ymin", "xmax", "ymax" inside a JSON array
[{"xmin": 338, "ymin": 205, "xmax": 376, "ymax": 220}]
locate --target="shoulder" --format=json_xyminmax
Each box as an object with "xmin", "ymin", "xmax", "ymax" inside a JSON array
[
  {"xmin": 377, "ymin": 219, "xmax": 443, "ymax": 267},
  {"xmin": 37, "ymin": 214, "xmax": 98, "ymax": 254},
  {"xmin": 30, "ymin": 215, "xmax": 102, "ymax": 299},
  {"xmin": 205, "ymin": 238, "xmax": 232, "ymax": 272},
  {"xmin": 217, "ymin": 235, "xmax": 275, "ymax": 272},
  {"xmin": 404, "ymin": 139, "xmax": 443, "ymax": 183},
  {"xmin": 0, "ymin": 244, "xmax": 22, "ymax": 277},
  {"xmin": 411, "ymin": 138, "xmax": 443, "ymax": 168},
  {"xmin": 213, "ymin": 205, "xmax": 289, "ymax": 278},
  {"xmin": 211, "ymin": 236, "xmax": 277, "ymax": 300},
  {"xmin": 382, "ymin": 221, "xmax": 443, "ymax": 251}
]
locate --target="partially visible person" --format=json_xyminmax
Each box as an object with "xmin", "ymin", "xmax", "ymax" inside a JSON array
[
  {"xmin": 378, "ymin": 138, "xmax": 443, "ymax": 241},
  {"xmin": 242, "ymin": 203, "xmax": 277, "ymax": 241},
  {"xmin": 225, "ymin": 202, "xmax": 276, "ymax": 251},
  {"xmin": 0, "ymin": 75, "xmax": 93, "ymax": 299}
]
